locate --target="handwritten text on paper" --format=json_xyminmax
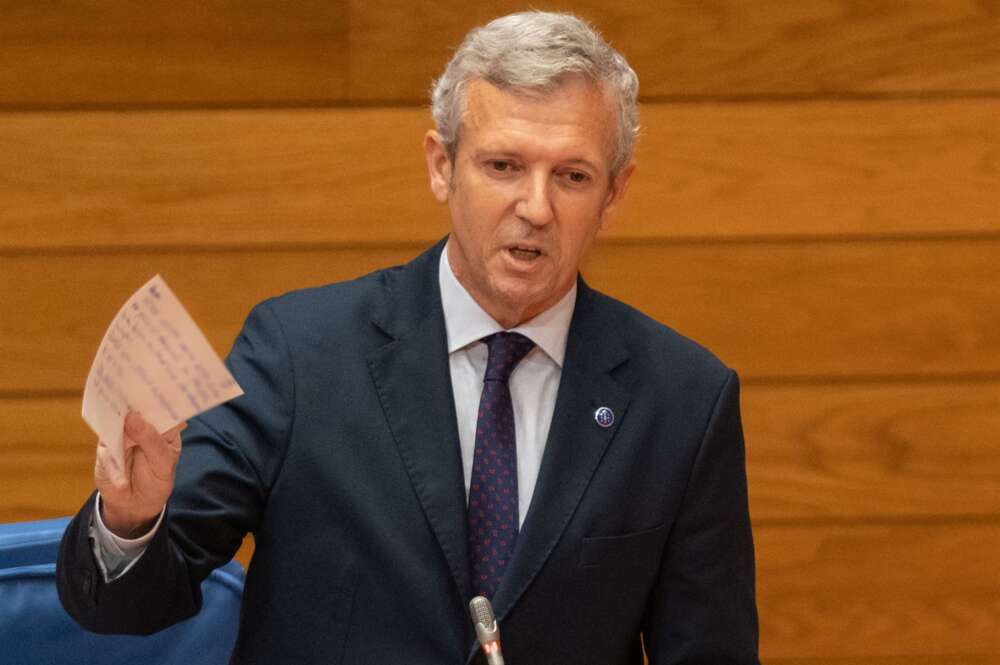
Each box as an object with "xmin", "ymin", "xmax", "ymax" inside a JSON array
[{"xmin": 82, "ymin": 275, "xmax": 243, "ymax": 465}]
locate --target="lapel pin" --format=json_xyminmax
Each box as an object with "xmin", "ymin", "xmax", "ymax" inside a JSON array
[{"xmin": 594, "ymin": 406, "xmax": 614, "ymax": 428}]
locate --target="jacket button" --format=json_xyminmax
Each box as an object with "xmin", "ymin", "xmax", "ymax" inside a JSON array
[{"xmin": 82, "ymin": 573, "xmax": 93, "ymax": 596}]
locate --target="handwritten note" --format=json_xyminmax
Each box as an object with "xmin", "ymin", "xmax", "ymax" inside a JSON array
[{"xmin": 82, "ymin": 275, "xmax": 243, "ymax": 465}]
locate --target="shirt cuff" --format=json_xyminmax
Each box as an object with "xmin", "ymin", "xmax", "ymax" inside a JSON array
[{"xmin": 88, "ymin": 492, "xmax": 165, "ymax": 582}]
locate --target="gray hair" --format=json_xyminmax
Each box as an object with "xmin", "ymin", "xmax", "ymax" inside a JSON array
[{"xmin": 430, "ymin": 11, "xmax": 640, "ymax": 176}]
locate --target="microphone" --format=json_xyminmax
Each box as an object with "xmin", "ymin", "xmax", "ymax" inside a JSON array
[{"xmin": 469, "ymin": 595, "xmax": 505, "ymax": 665}]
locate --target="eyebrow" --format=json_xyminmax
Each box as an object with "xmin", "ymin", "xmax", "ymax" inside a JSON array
[
  {"xmin": 471, "ymin": 149, "xmax": 601, "ymax": 173},
  {"xmin": 560, "ymin": 158, "xmax": 601, "ymax": 172}
]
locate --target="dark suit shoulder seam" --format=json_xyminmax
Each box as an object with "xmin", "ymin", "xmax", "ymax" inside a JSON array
[{"xmin": 259, "ymin": 299, "xmax": 298, "ymax": 493}]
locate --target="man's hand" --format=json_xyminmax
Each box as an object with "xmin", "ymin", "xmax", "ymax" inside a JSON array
[{"xmin": 95, "ymin": 411, "xmax": 185, "ymax": 539}]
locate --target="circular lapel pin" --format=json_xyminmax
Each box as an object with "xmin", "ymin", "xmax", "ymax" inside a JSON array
[{"xmin": 594, "ymin": 406, "xmax": 615, "ymax": 428}]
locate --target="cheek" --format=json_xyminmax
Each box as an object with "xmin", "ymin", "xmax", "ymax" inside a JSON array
[
  {"xmin": 557, "ymin": 204, "xmax": 606, "ymax": 256},
  {"xmin": 455, "ymin": 175, "xmax": 508, "ymax": 220}
]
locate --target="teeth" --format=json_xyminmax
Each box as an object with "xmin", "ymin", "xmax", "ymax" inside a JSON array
[{"xmin": 509, "ymin": 247, "xmax": 541, "ymax": 260}]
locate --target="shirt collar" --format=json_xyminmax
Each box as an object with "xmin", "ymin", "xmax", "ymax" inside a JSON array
[{"xmin": 439, "ymin": 240, "xmax": 576, "ymax": 367}]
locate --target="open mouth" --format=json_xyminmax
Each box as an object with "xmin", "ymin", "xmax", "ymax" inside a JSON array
[{"xmin": 508, "ymin": 246, "xmax": 542, "ymax": 261}]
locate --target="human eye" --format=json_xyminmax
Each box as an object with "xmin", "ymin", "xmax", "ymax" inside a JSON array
[
  {"xmin": 484, "ymin": 159, "xmax": 518, "ymax": 176},
  {"xmin": 559, "ymin": 169, "xmax": 592, "ymax": 187}
]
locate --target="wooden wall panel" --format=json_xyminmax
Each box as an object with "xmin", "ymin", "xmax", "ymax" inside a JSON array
[
  {"xmin": 766, "ymin": 654, "xmax": 1000, "ymax": 665},
  {"xmin": 0, "ymin": 247, "xmax": 420, "ymax": 394},
  {"xmin": 744, "ymin": 381, "xmax": 1000, "ymax": 522},
  {"xmin": 757, "ymin": 523, "xmax": 1000, "ymax": 659},
  {"xmin": 6, "ymin": 382, "xmax": 998, "ymax": 524},
  {"xmin": 586, "ymin": 239, "xmax": 1000, "ymax": 381},
  {"xmin": 0, "ymin": 1, "xmax": 349, "ymax": 108},
  {"xmin": 0, "ymin": 397, "xmax": 92, "ymax": 523},
  {"xmin": 4, "ymin": 2, "xmax": 1000, "ymax": 107},
  {"xmin": 3, "ymin": 240, "xmax": 999, "ymax": 393},
  {"xmin": 772, "ymin": 659, "xmax": 999, "ymax": 665},
  {"xmin": 2, "ymin": 99, "xmax": 998, "ymax": 252},
  {"xmin": 348, "ymin": 0, "xmax": 1000, "ymax": 102},
  {"xmin": 0, "ymin": 108, "xmax": 447, "ymax": 251}
]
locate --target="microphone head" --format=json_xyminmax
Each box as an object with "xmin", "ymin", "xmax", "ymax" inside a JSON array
[{"xmin": 469, "ymin": 595, "xmax": 500, "ymax": 643}]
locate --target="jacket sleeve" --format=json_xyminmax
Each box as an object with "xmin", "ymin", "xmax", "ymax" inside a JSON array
[
  {"xmin": 57, "ymin": 300, "xmax": 295, "ymax": 634},
  {"xmin": 642, "ymin": 370, "xmax": 760, "ymax": 664},
  {"xmin": 57, "ymin": 493, "xmax": 206, "ymax": 635}
]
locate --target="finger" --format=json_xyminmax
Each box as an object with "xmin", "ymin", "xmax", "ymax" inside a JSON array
[
  {"xmin": 95, "ymin": 438, "xmax": 127, "ymax": 492},
  {"xmin": 161, "ymin": 422, "xmax": 186, "ymax": 453},
  {"xmin": 124, "ymin": 411, "xmax": 180, "ymax": 474},
  {"xmin": 122, "ymin": 410, "xmax": 152, "ymax": 451},
  {"xmin": 122, "ymin": 412, "xmax": 140, "ymax": 451}
]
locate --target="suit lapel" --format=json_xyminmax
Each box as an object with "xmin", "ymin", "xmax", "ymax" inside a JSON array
[
  {"xmin": 366, "ymin": 240, "xmax": 473, "ymax": 602},
  {"xmin": 491, "ymin": 280, "xmax": 631, "ymax": 621},
  {"xmin": 364, "ymin": 247, "xmax": 632, "ymax": 623}
]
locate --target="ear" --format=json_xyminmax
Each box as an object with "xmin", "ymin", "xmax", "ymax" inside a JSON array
[
  {"xmin": 424, "ymin": 130, "xmax": 452, "ymax": 203},
  {"xmin": 599, "ymin": 162, "xmax": 635, "ymax": 230}
]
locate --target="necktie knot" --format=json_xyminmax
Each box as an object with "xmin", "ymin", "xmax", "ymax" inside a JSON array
[{"xmin": 482, "ymin": 332, "xmax": 535, "ymax": 382}]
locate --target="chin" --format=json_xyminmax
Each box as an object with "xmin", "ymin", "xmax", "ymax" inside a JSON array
[
  {"xmin": 492, "ymin": 274, "xmax": 543, "ymax": 298},
  {"xmin": 492, "ymin": 281, "xmax": 552, "ymax": 319}
]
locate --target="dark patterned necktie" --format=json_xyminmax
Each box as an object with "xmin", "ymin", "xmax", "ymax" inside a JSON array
[{"xmin": 467, "ymin": 332, "xmax": 535, "ymax": 599}]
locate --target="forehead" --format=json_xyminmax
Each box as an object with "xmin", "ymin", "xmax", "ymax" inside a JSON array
[{"xmin": 458, "ymin": 77, "xmax": 617, "ymax": 166}]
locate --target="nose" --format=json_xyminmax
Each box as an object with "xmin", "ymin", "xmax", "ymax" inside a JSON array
[{"xmin": 514, "ymin": 171, "xmax": 554, "ymax": 227}]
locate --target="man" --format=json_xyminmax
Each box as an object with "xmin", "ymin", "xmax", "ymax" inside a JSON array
[{"xmin": 58, "ymin": 11, "xmax": 759, "ymax": 664}]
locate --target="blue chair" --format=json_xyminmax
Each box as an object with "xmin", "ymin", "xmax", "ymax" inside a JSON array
[{"xmin": 0, "ymin": 517, "xmax": 244, "ymax": 665}]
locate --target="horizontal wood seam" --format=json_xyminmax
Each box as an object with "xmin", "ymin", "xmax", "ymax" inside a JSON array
[
  {"xmin": 741, "ymin": 372, "xmax": 1000, "ymax": 387},
  {"xmin": 4, "ymin": 231, "xmax": 1000, "ymax": 258},
  {"xmin": 752, "ymin": 514, "xmax": 1000, "ymax": 529},
  {"xmin": 3, "ymin": 373, "xmax": 1000, "ymax": 401},
  {"xmin": 763, "ymin": 656, "xmax": 1000, "ymax": 665},
  {"xmin": 2, "ymin": 88, "xmax": 1000, "ymax": 113}
]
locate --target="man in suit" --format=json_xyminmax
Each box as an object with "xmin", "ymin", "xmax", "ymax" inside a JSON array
[{"xmin": 58, "ymin": 11, "xmax": 759, "ymax": 664}]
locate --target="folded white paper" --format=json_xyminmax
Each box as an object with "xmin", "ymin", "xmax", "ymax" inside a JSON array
[{"xmin": 82, "ymin": 275, "xmax": 243, "ymax": 465}]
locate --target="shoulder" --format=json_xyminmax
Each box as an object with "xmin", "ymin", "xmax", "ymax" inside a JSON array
[
  {"xmin": 241, "ymin": 256, "xmax": 418, "ymax": 346},
  {"xmin": 246, "ymin": 241, "xmax": 443, "ymax": 341},
  {"xmin": 584, "ymin": 287, "xmax": 733, "ymax": 396},
  {"xmin": 259, "ymin": 265, "xmax": 389, "ymax": 321}
]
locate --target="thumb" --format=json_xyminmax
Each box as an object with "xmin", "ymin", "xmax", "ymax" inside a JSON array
[{"xmin": 94, "ymin": 437, "xmax": 127, "ymax": 492}]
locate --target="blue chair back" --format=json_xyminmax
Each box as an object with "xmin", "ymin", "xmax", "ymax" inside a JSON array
[{"xmin": 0, "ymin": 517, "xmax": 243, "ymax": 665}]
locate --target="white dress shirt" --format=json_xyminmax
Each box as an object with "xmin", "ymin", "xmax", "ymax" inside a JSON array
[
  {"xmin": 439, "ymin": 241, "xmax": 575, "ymax": 525},
  {"xmin": 92, "ymin": 240, "xmax": 576, "ymax": 577}
]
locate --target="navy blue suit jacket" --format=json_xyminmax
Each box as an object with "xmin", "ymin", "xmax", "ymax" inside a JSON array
[{"xmin": 58, "ymin": 239, "xmax": 759, "ymax": 664}]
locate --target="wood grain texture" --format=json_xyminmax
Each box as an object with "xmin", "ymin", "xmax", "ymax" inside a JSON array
[
  {"xmin": 770, "ymin": 659, "xmax": 1000, "ymax": 665},
  {"xmin": 0, "ymin": 394, "xmax": 255, "ymax": 567},
  {"xmin": 0, "ymin": 246, "xmax": 421, "ymax": 394},
  {"xmin": 5, "ymin": 381, "xmax": 997, "ymax": 524},
  {"xmin": 348, "ymin": 0, "xmax": 1000, "ymax": 101},
  {"xmin": 0, "ymin": 108, "xmax": 448, "ymax": 250},
  {"xmin": 4, "ymin": 1, "xmax": 1000, "ymax": 106},
  {"xmin": 0, "ymin": 397, "xmax": 93, "ymax": 524},
  {"xmin": 0, "ymin": 1, "xmax": 348, "ymax": 108},
  {"xmin": 584, "ymin": 239, "xmax": 1000, "ymax": 381},
  {"xmin": 2, "ymin": 99, "xmax": 998, "ymax": 251},
  {"xmin": 745, "ymin": 381, "xmax": 1000, "ymax": 522},
  {"xmin": 757, "ymin": 522, "xmax": 1000, "ymax": 659},
  {"xmin": 2, "ymin": 240, "xmax": 999, "ymax": 393}
]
